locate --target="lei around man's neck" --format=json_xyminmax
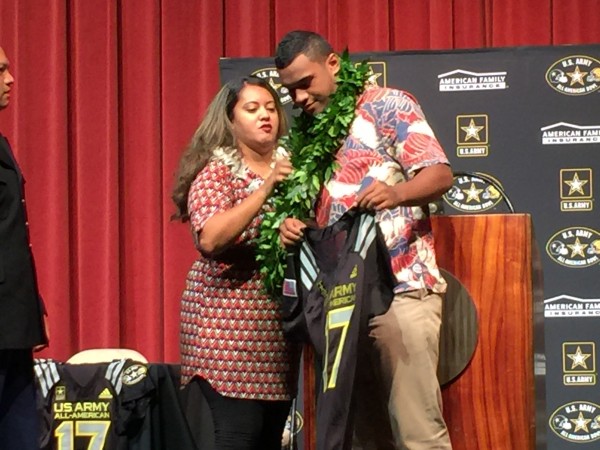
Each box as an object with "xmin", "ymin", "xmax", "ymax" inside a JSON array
[{"xmin": 256, "ymin": 51, "xmax": 371, "ymax": 296}]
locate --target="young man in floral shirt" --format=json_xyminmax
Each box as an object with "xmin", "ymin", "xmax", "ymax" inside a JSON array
[{"xmin": 276, "ymin": 31, "xmax": 453, "ymax": 450}]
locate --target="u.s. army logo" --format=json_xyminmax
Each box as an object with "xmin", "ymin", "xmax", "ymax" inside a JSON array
[
  {"xmin": 456, "ymin": 114, "xmax": 489, "ymax": 157},
  {"xmin": 55, "ymin": 385, "xmax": 66, "ymax": 401},
  {"xmin": 560, "ymin": 169, "xmax": 593, "ymax": 212},
  {"xmin": 365, "ymin": 62, "xmax": 386, "ymax": 87},
  {"xmin": 563, "ymin": 342, "xmax": 596, "ymax": 386}
]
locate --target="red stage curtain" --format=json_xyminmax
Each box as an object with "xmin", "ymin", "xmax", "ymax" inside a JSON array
[{"xmin": 0, "ymin": 0, "xmax": 597, "ymax": 362}]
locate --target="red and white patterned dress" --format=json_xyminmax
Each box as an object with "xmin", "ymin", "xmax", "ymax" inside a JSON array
[{"xmin": 180, "ymin": 151, "xmax": 299, "ymax": 400}]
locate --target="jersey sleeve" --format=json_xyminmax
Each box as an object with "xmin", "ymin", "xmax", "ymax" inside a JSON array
[
  {"xmin": 33, "ymin": 359, "xmax": 62, "ymax": 450},
  {"xmin": 281, "ymin": 250, "xmax": 310, "ymax": 343},
  {"xmin": 382, "ymin": 90, "xmax": 449, "ymax": 177},
  {"xmin": 112, "ymin": 360, "xmax": 156, "ymax": 436}
]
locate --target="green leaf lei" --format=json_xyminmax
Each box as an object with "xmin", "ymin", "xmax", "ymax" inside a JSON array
[{"xmin": 256, "ymin": 52, "xmax": 371, "ymax": 296}]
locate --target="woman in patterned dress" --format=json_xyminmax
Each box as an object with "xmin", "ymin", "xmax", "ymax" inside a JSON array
[{"xmin": 172, "ymin": 77, "xmax": 298, "ymax": 450}]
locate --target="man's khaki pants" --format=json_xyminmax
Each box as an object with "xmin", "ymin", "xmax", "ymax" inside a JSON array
[{"xmin": 353, "ymin": 289, "xmax": 452, "ymax": 450}]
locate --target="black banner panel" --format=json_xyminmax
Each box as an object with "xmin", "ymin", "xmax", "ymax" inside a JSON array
[{"xmin": 220, "ymin": 45, "xmax": 600, "ymax": 449}]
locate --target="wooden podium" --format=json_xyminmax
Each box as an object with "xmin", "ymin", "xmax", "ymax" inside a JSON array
[
  {"xmin": 432, "ymin": 214, "xmax": 543, "ymax": 450},
  {"xmin": 300, "ymin": 214, "xmax": 544, "ymax": 450}
]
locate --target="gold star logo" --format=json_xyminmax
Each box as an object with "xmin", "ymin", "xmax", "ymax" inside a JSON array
[
  {"xmin": 571, "ymin": 412, "xmax": 592, "ymax": 433},
  {"xmin": 463, "ymin": 183, "xmax": 483, "ymax": 203},
  {"xmin": 461, "ymin": 119, "xmax": 484, "ymax": 141},
  {"xmin": 564, "ymin": 173, "xmax": 588, "ymax": 195},
  {"xmin": 567, "ymin": 346, "xmax": 591, "ymax": 369},
  {"xmin": 567, "ymin": 66, "xmax": 588, "ymax": 86},
  {"xmin": 365, "ymin": 62, "xmax": 387, "ymax": 87},
  {"xmin": 364, "ymin": 69, "xmax": 383, "ymax": 87},
  {"xmin": 567, "ymin": 237, "xmax": 588, "ymax": 258},
  {"xmin": 268, "ymin": 78, "xmax": 281, "ymax": 90}
]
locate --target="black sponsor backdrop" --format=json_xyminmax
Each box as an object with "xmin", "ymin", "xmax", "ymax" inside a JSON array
[{"xmin": 220, "ymin": 45, "xmax": 600, "ymax": 449}]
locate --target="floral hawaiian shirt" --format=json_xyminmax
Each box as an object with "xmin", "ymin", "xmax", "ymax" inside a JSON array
[{"xmin": 315, "ymin": 86, "xmax": 449, "ymax": 293}]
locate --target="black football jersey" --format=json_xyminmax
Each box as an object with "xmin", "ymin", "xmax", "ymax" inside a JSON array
[
  {"xmin": 34, "ymin": 358, "xmax": 156, "ymax": 450},
  {"xmin": 281, "ymin": 212, "xmax": 394, "ymax": 450}
]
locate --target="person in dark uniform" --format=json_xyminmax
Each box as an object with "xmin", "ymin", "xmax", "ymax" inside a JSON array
[{"xmin": 0, "ymin": 45, "xmax": 49, "ymax": 449}]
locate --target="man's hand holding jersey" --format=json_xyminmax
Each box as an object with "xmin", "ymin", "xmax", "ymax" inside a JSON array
[
  {"xmin": 279, "ymin": 217, "xmax": 306, "ymax": 247},
  {"xmin": 355, "ymin": 164, "xmax": 453, "ymax": 211}
]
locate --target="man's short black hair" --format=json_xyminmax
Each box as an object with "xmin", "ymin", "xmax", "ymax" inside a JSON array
[{"xmin": 275, "ymin": 30, "xmax": 334, "ymax": 69}]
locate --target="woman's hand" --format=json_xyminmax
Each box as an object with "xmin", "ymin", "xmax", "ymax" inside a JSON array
[{"xmin": 262, "ymin": 156, "xmax": 293, "ymax": 194}]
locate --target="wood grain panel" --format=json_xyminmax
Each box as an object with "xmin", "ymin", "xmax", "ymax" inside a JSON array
[
  {"xmin": 432, "ymin": 214, "xmax": 536, "ymax": 450},
  {"xmin": 303, "ymin": 346, "xmax": 317, "ymax": 450}
]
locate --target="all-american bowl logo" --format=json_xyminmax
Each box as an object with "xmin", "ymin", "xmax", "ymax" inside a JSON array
[
  {"xmin": 549, "ymin": 401, "xmax": 600, "ymax": 443},
  {"xmin": 438, "ymin": 69, "xmax": 508, "ymax": 91},
  {"xmin": 121, "ymin": 364, "xmax": 148, "ymax": 386},
  {"xmin": 282, "ymin": 410, "xmax": 304, "ymax": 447},
  {"xmin": 251, "ymin": 68, "xmax": 292, "ymax": 105},
  {"xmin": 546, "ymin": 55, "xmax": 600, "ymax": 96},
  {"xmin": 443, "ymin": 173, "xmax": 504, "ymax": 212},
  {"xmin": 546, "ymin": 227, "xmax": 600, "ymax": 268}
]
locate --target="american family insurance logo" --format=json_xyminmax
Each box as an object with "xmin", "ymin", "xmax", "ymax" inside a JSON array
[
  {"xmin": 438, "ymin": 69, "xmax": 508, "ymax": 91},
  {"xmin": 546, "ymin": 55, "xmax": 600, "ymax": 96},
  {"xmin": 541, "ymin": 123, "xmax": 600, "ymax": 145},
  {"xmin": 544, "ymin": 295, "xmax": 600, "ymax": 319}
]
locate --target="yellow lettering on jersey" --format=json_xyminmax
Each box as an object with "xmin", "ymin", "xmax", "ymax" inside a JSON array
[
  {"xmin": 54, "ymin": 402, "xmax": 73, "ymax": 413},
  {"xmin": 330, "ymin": 282, "xmax": 356, "ymax": 299},
  {"xmin": 327, "ymin": 282, "xmax": 356, "ymax": 309},
  {"xmin": 324, "ymin": 305, "xmax": 355, "ymax": 390},
  {"xmin": 53, "ymin": 401, "xmax": 110, "ymax": 420},
  {"xmin": 330, "ymin": 295, "xmax": 354, "ymax": 307}
]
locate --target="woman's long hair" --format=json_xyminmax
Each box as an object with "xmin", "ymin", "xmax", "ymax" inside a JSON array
[{"xmin": 171, "ymin": 76, "xmax": 287, "ymax": 221}]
